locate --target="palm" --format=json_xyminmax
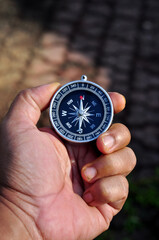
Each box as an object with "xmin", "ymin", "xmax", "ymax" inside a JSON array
[
  {"xmin": 11, "ymin": 126, "xmax": 113, "ymax": 240},
  {"xmin": 1, "ymin": 85, "xmax": 128, "ymax": 240}
]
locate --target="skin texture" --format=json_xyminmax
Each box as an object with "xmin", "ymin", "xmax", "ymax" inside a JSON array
[{"xmin": 0, "ymin": 83, "xmax": 136, "ymax": 240}]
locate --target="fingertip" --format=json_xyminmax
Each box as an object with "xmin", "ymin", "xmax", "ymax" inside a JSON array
[
  {"xmin": 96, "ymin": 134, "xmax": 110, "ymax": 154},
  {"xmin": 34, "ymin": 82, "xmax": 61, "ymax": 100},
  {"xmin": 97, "ymin": 133, "xmax": 116, "ymax": 154},
  {"xmin": 96, "ymin": 136, "xmax": 104, "ymax": 154},
  {"xmin": 48, "ymin": 82, "xmax": 61, "ymax": 92},
  {"xmin": 81, "ymin": 165, "xmax": 97, "ymax": 182},
  {"xmin": 108, "ymin": 92, "xmax": 126, "ymax": 114},
  {"xmin": 83, "ymin": 191, "xmax": 94, "ymax": 204}
]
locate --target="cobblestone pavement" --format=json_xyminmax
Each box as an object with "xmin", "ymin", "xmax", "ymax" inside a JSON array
[{"xmin": 0, "ymin": 1, "xmax": 159, "ymax": 238}]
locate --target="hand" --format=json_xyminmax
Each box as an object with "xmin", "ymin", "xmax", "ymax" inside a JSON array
[{"xmin": 0, "ymin": 83, "xmax": 136, "ymax": 240}]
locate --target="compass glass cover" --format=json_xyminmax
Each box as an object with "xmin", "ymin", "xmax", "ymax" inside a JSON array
[
  {"xmin": 50, "ymin": 81, "xmax": 113, "ymax": 142},
  {"xmin": 59, "ymin": 90, "xmax": 104, "ymax": 135}
]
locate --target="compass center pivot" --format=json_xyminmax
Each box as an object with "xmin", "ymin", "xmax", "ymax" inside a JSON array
[{"xmin": 78, "ymin": 109, "xmax": 84, "ymax": 116}]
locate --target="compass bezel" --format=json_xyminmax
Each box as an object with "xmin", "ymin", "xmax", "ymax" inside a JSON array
[{"xmin": 49, "ymin": 79, "xmax": 114, "ymax": 143}]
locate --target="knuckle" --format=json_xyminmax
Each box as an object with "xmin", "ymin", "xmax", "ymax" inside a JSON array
[
  {"xmin": 100, "ymin": 154, "xmax": 114, "ymax": 173},
  {"xmin": 17, "ymin": 89, "xmax": 38, "ymax": 111},
  {"xmin": 118, "ymin": 123, "xmax": 131, "ymax": 139},
  {"xmin": 111, "ymin": 123, "xmax": 131, "ymax": 143},
  {"xmin": 98, "ymin": 180, "xmax": 109, "ymax": 200},
  {"xmin": 95, "ymin": 176, "xmax": 129, "ymax": 203},
  {"xmin": 112, "ymin": 123, "xmax": 127, "ymax": 130},
  {"xmin": 17, "ymin": 89, "xmax": 31, "ymax": 102},
  {"xmin": 119, "ymin": 175, "xmax": 129, "ymax": 199},
  {"xmin": 125, "ymin": 147, "xmax": 137, "ymax": 170}
]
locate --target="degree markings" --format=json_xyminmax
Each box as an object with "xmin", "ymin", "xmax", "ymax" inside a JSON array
[{"xmin": 51, "ymin": 82, "xmax": 112, "ymax": 142}]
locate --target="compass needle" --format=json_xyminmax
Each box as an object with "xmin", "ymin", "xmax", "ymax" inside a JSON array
[{"xmin": 50, "ymin": 75, "xmax": 113, "ymax": 142}]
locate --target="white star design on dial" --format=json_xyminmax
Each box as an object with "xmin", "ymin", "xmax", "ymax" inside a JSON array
[{"xmin": 68, "ymin": 95, "xmax": 95, "ymax": 134}]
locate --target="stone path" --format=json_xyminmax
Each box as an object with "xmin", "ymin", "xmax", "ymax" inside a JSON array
[{"xmin": 0, "ymin": 0, "xmax": 159, "ymax": 177}]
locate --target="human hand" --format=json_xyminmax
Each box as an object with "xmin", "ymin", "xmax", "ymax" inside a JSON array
[{"xmin": 0, "ymin": 83, "xmax": 136, "ymax": 240}]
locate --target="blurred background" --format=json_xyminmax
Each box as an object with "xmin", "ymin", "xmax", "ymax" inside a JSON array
[{"xmin": 0, "ymin": 0, "xmax": 159, "ymax": 239}]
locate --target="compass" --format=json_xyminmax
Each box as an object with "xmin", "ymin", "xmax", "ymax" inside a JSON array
[{"xmin": 49, "ymin": 75, "xmax": 113, "ymax": 143}]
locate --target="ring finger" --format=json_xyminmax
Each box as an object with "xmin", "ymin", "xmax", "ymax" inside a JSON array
[{"xmin": 82, "ymin": 147, "xmax": 136, "ymax": 183}]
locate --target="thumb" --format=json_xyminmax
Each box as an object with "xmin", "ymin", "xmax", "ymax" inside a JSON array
[{"xmin": 6, "ymin": 83, "xmax": 61, "ymax": 126}]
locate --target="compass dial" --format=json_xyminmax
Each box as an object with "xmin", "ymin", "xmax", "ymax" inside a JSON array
[{"xmin": 50, "ymin": 76, "xmax": 113, "ymax": 143}]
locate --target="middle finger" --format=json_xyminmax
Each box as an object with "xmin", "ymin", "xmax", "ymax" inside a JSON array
[{"xmin": 96, "ymin": 123, "xmax": 131, "ymax": 154}]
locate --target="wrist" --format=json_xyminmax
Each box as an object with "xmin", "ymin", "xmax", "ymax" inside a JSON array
[{"xmin": 0, "ymin": 188, "xmax": 42, "ymax": 240}]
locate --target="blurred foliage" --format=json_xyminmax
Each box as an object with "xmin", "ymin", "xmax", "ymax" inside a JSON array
[{"xmin": 95, "ymin": 168, "xmax": 159, "ymax": 240}]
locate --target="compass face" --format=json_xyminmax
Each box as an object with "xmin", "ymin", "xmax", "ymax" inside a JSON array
[{"xmin": 50, "ymin": 80, "xmax": 113, "ymax": 143}]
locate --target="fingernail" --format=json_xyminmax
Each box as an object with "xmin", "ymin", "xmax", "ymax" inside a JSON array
[
  {"xmin": 83, "ymin": 167, "xmax": 97, "ymax": 181},
  {"xmin": 102, "ymin": 135, "xmax": 115, "ymax": 151},
  {"xmin": 83, "ymin": 192, "xmax": 93, "ymax": 203},
  {"xmin": 50, "ymin": 82, "xmax": 61, "ymax": 88}
]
